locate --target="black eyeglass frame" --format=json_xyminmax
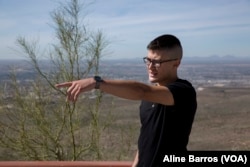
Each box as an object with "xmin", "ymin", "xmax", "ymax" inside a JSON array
[{"xmin": 143, "ymin": 57, "xmax": 178, "ymax": 67}]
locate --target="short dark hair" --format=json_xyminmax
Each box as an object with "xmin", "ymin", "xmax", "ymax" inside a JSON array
[{"xmin": 147, "ymin": 34, "xmax": 182, "ymax": 50}]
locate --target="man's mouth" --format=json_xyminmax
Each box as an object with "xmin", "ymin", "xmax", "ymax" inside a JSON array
[{"xmin": 149, "ymin": 71, "xmax": 158, "ymax": 77}]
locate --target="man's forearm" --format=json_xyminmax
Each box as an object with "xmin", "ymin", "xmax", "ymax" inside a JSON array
[{"xmin": 100, "ymin": 79, "xmax": 149, "ymax": 101}]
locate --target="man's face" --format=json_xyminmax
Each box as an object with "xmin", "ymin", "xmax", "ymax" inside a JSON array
[{"xmin": 146, "ymin": 49, "xmax": 179, "ymax": 85}]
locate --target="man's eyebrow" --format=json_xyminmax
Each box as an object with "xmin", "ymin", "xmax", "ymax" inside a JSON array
[{"xmin": 146, "ymin": 57, "xmax": 160, "ymax": 60}]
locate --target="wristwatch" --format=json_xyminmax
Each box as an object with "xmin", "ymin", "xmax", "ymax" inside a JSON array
[{"xmin": 94, "ymin": 76, "xmax": 104, "ymax": 89}]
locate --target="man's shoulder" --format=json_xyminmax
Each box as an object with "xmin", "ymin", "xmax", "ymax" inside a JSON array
[
  {"xmin": 176, "ymin": 78, "xmax": 192, "ymax": 84},
  {"xmin": 168, "ymin": 78, "xmax": 194, "ymax": 89}
]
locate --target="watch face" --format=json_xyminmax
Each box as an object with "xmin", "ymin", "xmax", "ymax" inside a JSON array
[
  {"xmin": 94, "ymin": 76, "xmax": 103, "ymax": 89},
  {"xmin": 94, "ymin": 76, "xmax": 102, "ymax": 81}
]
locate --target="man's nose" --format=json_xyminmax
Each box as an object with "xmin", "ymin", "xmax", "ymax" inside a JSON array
[{"xmin": 148, "ymin": 62, "xmax": 156, "ymax": 69}]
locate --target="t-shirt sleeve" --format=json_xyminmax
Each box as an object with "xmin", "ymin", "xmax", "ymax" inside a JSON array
[{"xmin": 167, "ymin": 81, "xmax": 196, "ymax": 107}]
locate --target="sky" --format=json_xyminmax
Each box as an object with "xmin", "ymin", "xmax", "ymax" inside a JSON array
[{"xmin": 0, "ymin": 0, "xmax": 250, "ymax": 60}]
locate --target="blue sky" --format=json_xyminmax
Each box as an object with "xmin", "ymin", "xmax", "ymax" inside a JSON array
[{"xmin": 0, "ymin": 0, "xmax": 250, "ymax": 60}]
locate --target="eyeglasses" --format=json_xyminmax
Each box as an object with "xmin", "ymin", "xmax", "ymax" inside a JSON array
[{"xmin": 143, "ymin": 57, "xmax": 178, "ymax": 68}]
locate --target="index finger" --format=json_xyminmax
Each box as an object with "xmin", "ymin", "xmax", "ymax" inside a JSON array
[{"xmin": 55, "ymin": 82, "xmax": 73, "ymax": 88}]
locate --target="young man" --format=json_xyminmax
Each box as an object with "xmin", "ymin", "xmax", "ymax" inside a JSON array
[{"xmin": 56, "ymin": 34, "xmax": 197, "ymax": 167}]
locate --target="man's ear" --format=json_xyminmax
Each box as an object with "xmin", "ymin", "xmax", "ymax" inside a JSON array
[{"xmin": 174, "ymin": 59, "xmax": 181, "ymax": 68}]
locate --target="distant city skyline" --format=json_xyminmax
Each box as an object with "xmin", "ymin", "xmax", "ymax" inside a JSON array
[{"xmin": 0, "ymin": 0, "xmax": 250, "ymax": 60}]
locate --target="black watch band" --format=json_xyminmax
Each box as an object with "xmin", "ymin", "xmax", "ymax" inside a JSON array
[{"xmin": 94, "ymin": 76, "xmax": 103, "ymax": 89}]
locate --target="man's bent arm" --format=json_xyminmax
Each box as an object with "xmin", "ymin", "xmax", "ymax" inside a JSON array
[{"xmin": 132, "ymin": 150, "xmax": 138, "ymax": 167}]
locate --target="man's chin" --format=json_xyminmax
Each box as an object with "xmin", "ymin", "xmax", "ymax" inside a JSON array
[{"xmin": 149, "ymin": 78, "xmax": 157, "ymax": 83}]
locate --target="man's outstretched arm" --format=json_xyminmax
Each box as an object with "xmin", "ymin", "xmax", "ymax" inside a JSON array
[{"xmin": 55, "ymin": 77, "xmax": 174, "ymax": 105}]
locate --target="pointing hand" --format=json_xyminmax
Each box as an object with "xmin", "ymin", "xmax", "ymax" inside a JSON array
[{"xmin": 55, "ymin": 78, "xmax": 95, "ymax": 102}]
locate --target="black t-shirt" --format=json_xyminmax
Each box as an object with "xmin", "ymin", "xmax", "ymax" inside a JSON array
[{"xmin": 137, "ymin": 79, "xmax": 197, "ymax": 167}]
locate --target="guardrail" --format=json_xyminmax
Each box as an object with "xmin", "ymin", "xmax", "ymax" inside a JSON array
[{"xmin": 0, "ymin": 161, "xmax": 132, "ymax": 167}]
